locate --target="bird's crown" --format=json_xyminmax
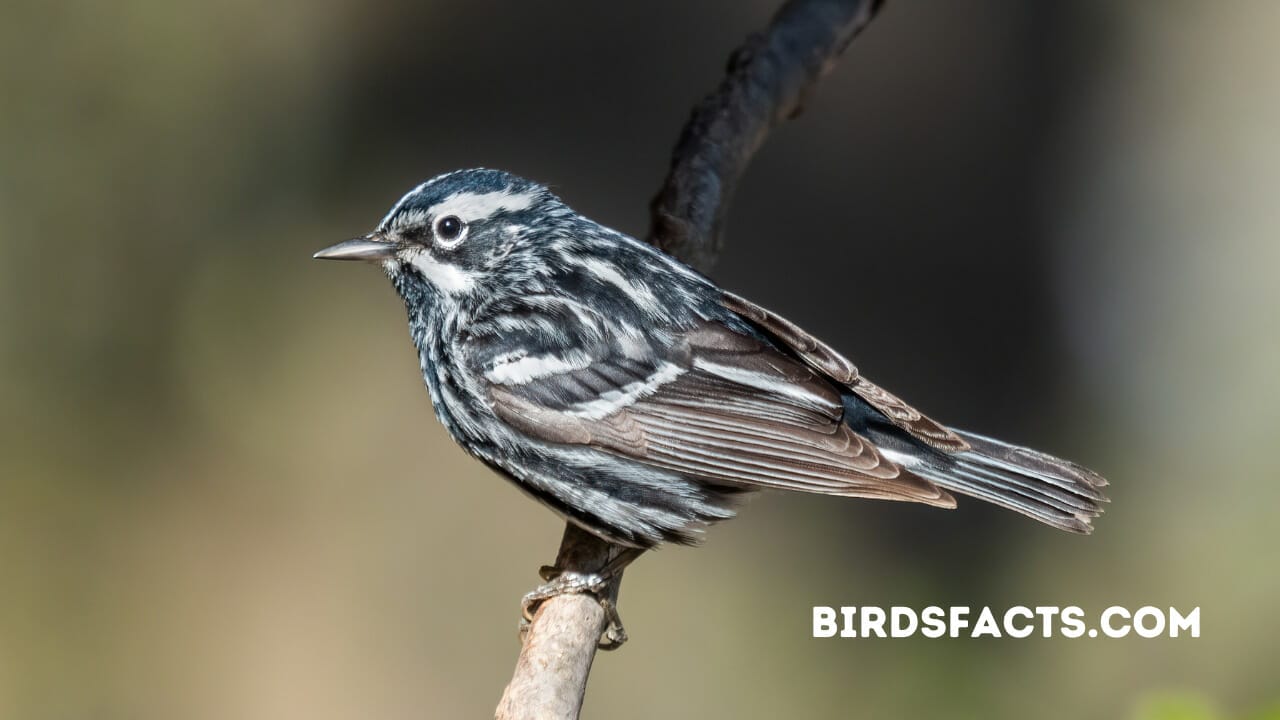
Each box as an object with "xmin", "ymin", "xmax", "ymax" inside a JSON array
[{"xmin": 377, "ymin": 168, "xmax": 557, "ymax": 235}]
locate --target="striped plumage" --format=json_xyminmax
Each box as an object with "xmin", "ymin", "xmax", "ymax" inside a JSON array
[{"xmin": 316, "ymin": 168, "xmax": 1108, "ymax": 548}]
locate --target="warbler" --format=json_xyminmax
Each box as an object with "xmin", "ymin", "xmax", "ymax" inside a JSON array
[{"xmin": 315, "ymin": 168, "xmax": 1107, "ymax": 618}]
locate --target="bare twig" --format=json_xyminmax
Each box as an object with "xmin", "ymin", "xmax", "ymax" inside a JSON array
[
  {"xmin": 497, "ymin": 1, "xmax": 885, "ymax": 717},
  {"xmin": 495, "ymin": 524, "xmax": 623, "ymax": 720},
  {"xmin": 650, "ymin": 0, "xmax": 884, "ymax": 272}
]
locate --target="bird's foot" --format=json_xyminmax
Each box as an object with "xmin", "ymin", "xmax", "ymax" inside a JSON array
[{"xmin": 520, "ymin": 565, "xmax": 627, "ymax": 650}]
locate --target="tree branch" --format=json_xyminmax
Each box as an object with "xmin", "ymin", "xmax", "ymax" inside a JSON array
[
  {"xmin": 650, "ymin": 0, "xmax": 884, "ymax": 272},
  {"xmin": 495, "ymin": 524, "xmax": 623, "ymax": 720},
  {"xmin": 497, "ymin": 1, "xmax": 885, "ymax": 717}
]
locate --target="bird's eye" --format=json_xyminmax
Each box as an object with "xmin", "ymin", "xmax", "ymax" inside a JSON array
[{"xmin": 434, "ymin": 215, "xmax": 465, "ymax": 242}]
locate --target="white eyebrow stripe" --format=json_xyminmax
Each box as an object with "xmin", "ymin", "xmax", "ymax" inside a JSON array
[
  {"xmin": 378, "ymin": 182, "xmax": 429, "ymax": 229},
  {"xmin": 431, "ymin": 189, "xmax": 538, "ymax": 224},
  {"xmin": 388, "ymin": 208, "xmax": 429, "ymax": 230}
]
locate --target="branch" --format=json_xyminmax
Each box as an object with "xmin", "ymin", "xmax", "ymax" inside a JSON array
[
  {"xmin": 650, "ymin": 0, "xmax": 885, "ymax": 271},
  {"xmin": 497, "ymin": 1, "xmax": 885, "ymax": 717},
  {"xmin": 495, "ymin": 524, "xmax": 623, "ymax": 720}
]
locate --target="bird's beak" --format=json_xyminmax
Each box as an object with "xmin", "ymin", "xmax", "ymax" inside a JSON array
[{"xmin": 313, "ymin": 233, "xmax": 397, "ymax": 262}]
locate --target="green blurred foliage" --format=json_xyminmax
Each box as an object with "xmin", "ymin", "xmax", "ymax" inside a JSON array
[
  {"xmin": 1134, "ymin": 693, "xmax": 1280, "ymax": 720},
  {"xmin": 1134, "ymin": 694, "xmax": 1222, "ymax": 720}
]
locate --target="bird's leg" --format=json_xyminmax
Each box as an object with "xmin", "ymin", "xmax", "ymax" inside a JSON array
[{"xmin": 520, "ymin": 547, "xmax": 643, "ymax": 650}]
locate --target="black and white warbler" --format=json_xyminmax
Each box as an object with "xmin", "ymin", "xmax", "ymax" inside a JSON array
[{"xmin": 315, "ymin": 168, "xmax": 1107, "ymax": 607}]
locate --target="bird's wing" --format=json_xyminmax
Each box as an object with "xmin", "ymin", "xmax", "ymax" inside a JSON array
[
  {"xmin": 463, "ymin": 297, "xmax": 955, "ymax": 507},
  {"xmin": 720, "ymin": 291, "xmax": 971, "ymax": 452}
]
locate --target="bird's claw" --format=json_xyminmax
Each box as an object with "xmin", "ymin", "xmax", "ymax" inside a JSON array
[
  {"xmin": 519, "ymin": 568, "xmax": 627, "ymax": 650},
  {"xmin": 597, "ymin": 598, "xmax": 627, "ymax": 649}
]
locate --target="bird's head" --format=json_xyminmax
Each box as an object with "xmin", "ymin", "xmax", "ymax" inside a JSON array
[{"xmin": 315, "ymin": 168, "xmax": 564, "ymax": 304}]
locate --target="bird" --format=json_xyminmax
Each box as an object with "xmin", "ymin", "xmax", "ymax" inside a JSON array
[{"xmin": 314, "ymin": 168, "xmax": 1108, "ymax": 638}]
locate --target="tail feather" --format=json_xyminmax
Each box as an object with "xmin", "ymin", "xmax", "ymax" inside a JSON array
[
  {"xmin": 954, "ymin": 462, "xmax": 1100, "ymax": 511},
  {"xmin": 898, "ymin": 430, "xmax": 1109, "ymax": 534}
]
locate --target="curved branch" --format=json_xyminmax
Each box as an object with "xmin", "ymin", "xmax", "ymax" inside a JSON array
[
  {"xmin": 498, "ymin": 1, "xmax": 886, "ymax": 717},
  {"xmin": 650, "ymin": 0, "xmax": 885, "ymax": 271}
]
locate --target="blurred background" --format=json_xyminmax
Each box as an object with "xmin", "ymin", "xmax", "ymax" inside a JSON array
[{"xmin": 2, "ymin": 1, "xmax": 1278, "ymax": 718}]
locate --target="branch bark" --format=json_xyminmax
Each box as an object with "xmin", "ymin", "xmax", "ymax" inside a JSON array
[
  {"xmin": 650, "ymin": 0, "xmax": 885, "ymax": 272},
  {"xmin": 496, "ymin": 1, "xmax": 884, "ymax": 717},
  {"xmin": 494, "ymin": 523, "xmax": 623, "ymax": 719}
]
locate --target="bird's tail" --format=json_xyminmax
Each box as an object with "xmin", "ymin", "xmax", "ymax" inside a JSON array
[{"xmin": 907, "ymin": 430, "xmax": 1109, "ymax": 534}]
